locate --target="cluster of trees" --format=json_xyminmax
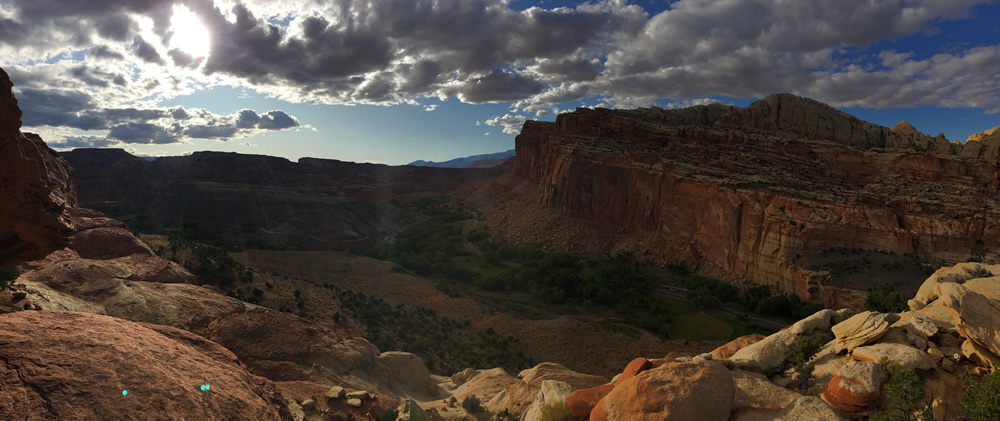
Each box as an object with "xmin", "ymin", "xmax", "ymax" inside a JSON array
[
  {"xmin": 165, "ymin": 235, "xmax": 254, "ymax": 288},
  {"xmin": 682, "ymin": 274, "xmax": 824, "ymax": 320},
  {"xmin": 330, "ymin": 286, "xmax": 532, "ymax": 375},
  {"xmin": 0, "ymin": 267, "xmax": 18, "ymax": 290}
]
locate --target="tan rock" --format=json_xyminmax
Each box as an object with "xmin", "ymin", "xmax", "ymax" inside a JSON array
[
  {"xmin": 962, "ymin": 339, "xmax": 1000, "ymax": 367},
  {"xmin": 594, "ymin": 361, "xmax": 733, "ymax": 421},
  {"xmin": 711, "ymin": 333, "xmax": 766, "ymax": 360},
  {"xmin": 925, "ymin": 369, "xmax": 965, "ymax": 421},
  {"xmin": 831, "ymin": 311, "xmax": 896, "ymax": 353},
  {"xmin": 731, "ymin": 309, "xmax": 840, "ymax": 371},
  {"xmin": 487, "ymin": 362, "xmax": 606, "ymax": 416},
  {"xmin": 851, "ymin": 343, "xmax": 936, "ymax": 370},
  {"xmin": 326, "ymin": 386, "xmax": 346, "ymax": 400},
  {"xmin": 732, "ymin": 396, "xmax": 846, "ymax": 421},
  {"xmin": 821, "ymin": 361, "xmax": 887, "ymax": 413},
  {"xmin": 731, "ymin": 369, "xmax": 800, "ymax": 410},
  {"xmin": 521, "ymin": 380, "xmax": 573, "ymax": 421},
  {"xmin": 938, "ymin": 283, "xmax": 1000, "ymax": 359},
  {"xmin": 346, "ymin": 398, "xmax": 362, "ymax": 408}
]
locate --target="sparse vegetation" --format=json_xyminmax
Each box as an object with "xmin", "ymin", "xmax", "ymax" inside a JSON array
[
  {"xmin": 0, "ymin": 266, "xmax": 18, "ymax": 290},
  {"xmin": 870, "ymin": 363, "xmax": 932, "ymax": 421},
  {"xmin": 864, "ymin": 283, "xmax": 908, "ymax": 313},
  {"xmin": 461, "ymin": 395, "xmax": 482, "ymax": 414},
  {"xmin": 328, "ymin": 284, "xmax": 532, "ymax": 375},
  {"xmin": 379, "ymin": 409, "xmax": 399, "ymax": 421},
  {"xmin": 963, "ymin": 265, "xmax": 995, "ymax": 281},
  {"xmin": 961, "ymin": 366, "xmax": 1000, "ymax": 421}
]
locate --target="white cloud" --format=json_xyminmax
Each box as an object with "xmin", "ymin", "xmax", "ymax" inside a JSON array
[
  {"xmin": 424, "ymin": 104, "xmax": 437, "ymax": 111},
  {"xmin": 485, "ymin": 113, "xmax": 528, "ymax": 134}
]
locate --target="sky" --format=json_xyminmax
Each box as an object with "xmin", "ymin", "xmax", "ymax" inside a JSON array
[{"xmin": 1, "ymin": 0, "xmax": 999, "ymax": 165}]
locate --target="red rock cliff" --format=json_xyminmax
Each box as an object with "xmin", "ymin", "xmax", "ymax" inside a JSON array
[
  {"xmin": 0, "ymin": 67, "xmax": 77, "ymax": 266},
  {"xmin": 505, "ymin": 95, "xmax": 1000, "ymax": 307}
]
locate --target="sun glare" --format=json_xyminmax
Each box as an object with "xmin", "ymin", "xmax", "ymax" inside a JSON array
[{"xmin": 170, "ymin": 5, "xmax": 211, "ymax": 59}]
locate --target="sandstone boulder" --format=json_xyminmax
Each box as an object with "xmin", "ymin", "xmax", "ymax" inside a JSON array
[
  {"xmin": 0, "ymin": 311, "xmax": 289, "ymax": 420},
  {"xmin": 565, "ymin": 383, "xmax": 615, "ymax": 418},
  {"xmin": 521, "ymin": 380, "xmax": 574, "ymax": 421},
  {"xmin": 821, "ymin": 361, "xmax": 887, "ymax": 413},
  {"xmin": 732, "ymin": 396, "xmax": 846, "ymax": 421},
  {"xmin": 711, "ymin": 333, "xmax": 766, "ymax": 360},
  {"xmin": 730, "ymin": 309, "xmax": 840, "ymax": 371},
  {"xmin": 831, "ymin": 311, "xmax": 895, "ymax": 353},
  {"xmin": 851, "ymin": 343, "xmax": 936, "ymax": 371},
  {"xmin": 938, "ymin": 283, "xmax": 1000, "ymax": 360},
  {"xmin": 593, "ymin": 361, "xmax": 734, "ymax": 421},
  {"xmin": 487, "ymin": 362, "xmax": 607, "ymax": 416}
]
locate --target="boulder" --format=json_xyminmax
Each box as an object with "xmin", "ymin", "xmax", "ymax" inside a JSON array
[
  {"xmin": 0, "ymin": 311, "xmax": 289, "ymax": 420},
  {"xmin": 521, "ymin": 380, "xmax": 574, "ymax": 421},
  {"xmin": 821, "ymin": 361, "xmax": 887, "ymax": 413},
  {"xmin": 593, "ymin": 361, "xmax": 734, "ymax": 421},
  {"xmin": 731, "ymin": 369, "xmax": 801, "ymax": 410},
  {"xmin": 732, "ymin": 396, "xmax": 846, "ymax": 421},
  {"xmin": 711, "ymin": 333, "xmax": 766, "ymax": 360},
  {"xmin": 487, "ymin": 362, "xmax": 606, "ymax": 416},
  {"xmin": 614, "ymin": 357, "xmax": 652, "ymax": 386},
  {"xmin": 831, "ymin": 311, "xmax": 896, "ymax": 353},
  {"xmin": 565, "ymin": 383, "xmax": 614, "ymax": 418},
  {"xmin": 961, "ymin": 339, "xmax": 1000, "ymax": 367},
  {"xmin": 731, "ymin": 310, "xmax": 840, "ymax": 371},
  {"xmin": 851, "ymin": 343, "xmax": 936, "ymax": 371},
  {"xmin": 938, "ymin": 283, "xmax": 1000, "ymax": 359},
  {"xmin": 326, "ymin": 386, "xmax": 346, "ymax": 400}
]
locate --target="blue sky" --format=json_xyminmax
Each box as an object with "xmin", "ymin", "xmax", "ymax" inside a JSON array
[{"xmin": 1, "ymin": 0, "xmax": 999, "ymax": 165}]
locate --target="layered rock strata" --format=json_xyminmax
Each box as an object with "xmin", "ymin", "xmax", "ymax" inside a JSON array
[{"xmin": 501, "ymin": 94, "xmax": 1000, "ymax": 305}]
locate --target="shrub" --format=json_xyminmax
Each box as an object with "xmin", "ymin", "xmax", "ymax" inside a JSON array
[
  {"xmin": 961, "ymin": 366, "xmax": 1000, "ymax": 421},
  {"xmin": 0, "ymin": 266, "xmax": 18, "ymax": 290},
  {"xmin": 538, "ymin": 401, "xmax": 572, "ymax": 421},
  {"xmin": 964, "ymin": 265, "xmax": 995, "ymax": 280},
  {"xmin": 461, "ymin": 395, "xmax": 482, "ymax": 414},
  {"xmin": 870, "ymin": 363, "xmax": 931, "ymax": 421},
  {"xmin": 793, "ymin": 338, "xmax": 821, "ymax": 366},
  {"xmin": 864, "ymin": 283, "xmax": 908, "ymax": 313},
  {"xmin": 379, "ymin": 409, "xmax": 399, "ymax": 421}
]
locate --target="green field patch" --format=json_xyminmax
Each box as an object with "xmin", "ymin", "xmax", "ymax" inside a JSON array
[{"xmin": 671, "ymin": 312, "xmax": 734, "ymax": 341}]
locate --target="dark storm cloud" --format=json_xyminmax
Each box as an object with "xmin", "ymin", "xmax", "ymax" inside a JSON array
[
  {"xmin": 16, "ymin": 88, "xmax": 94, "ymax": 128},
  {"xmin": 459, "ymin": 71, "xmax": 544, "ymax": 103},
  {"xmin": 108, "ymin": 122, "xmax": 179, "ymax": 144},
  {"xmin": 183, "ymin": 124, "xmax": 239, "ymax": 139},
  {"xmin": 257, "ymin": 111, "xmax": 298, "ymax": 130},
  {"xmin": 235, "ymin": 109, "xmax": 261, "ymax": 128},
  {"xmin": 94, "ymin": 13, "xmax": 133, "ymax": 41},
  {"xmin": 167, "ymin": 48, "xmax": 194, "ymax": 66},
  {"xmin": 46, "ymin": 135, "xmax": 120, "ymax": 149},
  {"xmin": 89, "ymin": 45, "xmax": 125, "ymax": 60},
  {"xmin": 132, "ymin": 36, "xmax": 165, "ymax": 65}
]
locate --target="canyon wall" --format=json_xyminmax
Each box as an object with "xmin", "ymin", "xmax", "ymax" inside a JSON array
[{"xmin": 506, "ymin": 95, "xmax": 1000, "ymax": 307}]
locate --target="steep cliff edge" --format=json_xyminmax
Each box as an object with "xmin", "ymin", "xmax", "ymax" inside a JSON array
[
  {"xmin": 488, "ymin": 94, "xmax": 1000, "ymax": 308},
  {"xmin": 0, "ymin": 68, "xmax": 77, "ymax": 266}
]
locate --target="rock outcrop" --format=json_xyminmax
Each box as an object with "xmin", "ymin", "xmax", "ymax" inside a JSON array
[
  {"xmin": 486, "ymin": 95, "xmax": 1000, "ymax": 306},
  {"xmin": 0, "ymin": 311, "xmax": 290, "ymax": 420},
  {"xmin": 0, "ymin": 68, "xmax": 77, "ymax": 266}
]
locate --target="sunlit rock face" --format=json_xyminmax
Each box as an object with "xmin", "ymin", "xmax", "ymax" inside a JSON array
[
  {"xmin": 0, "ymin": 67, "xmax": 78, "ymax": 266},
  {"xmin": 501, "ymin": 94, "xmax": 1000, "ymax": 307}
]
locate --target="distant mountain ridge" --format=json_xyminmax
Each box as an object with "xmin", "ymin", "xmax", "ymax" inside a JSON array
[{"xmin": 407, "ymin": 149, "xmax": 515, "ymax": 168}]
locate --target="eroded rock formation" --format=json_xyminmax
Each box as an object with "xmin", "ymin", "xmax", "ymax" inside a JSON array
[
  {"xmin": 0, "ymin": 68, "xmax": 77, "ymax": 266},
  {"xmin": 489, "ymin": 94, "xmax": 1000, "ymax": 306}
]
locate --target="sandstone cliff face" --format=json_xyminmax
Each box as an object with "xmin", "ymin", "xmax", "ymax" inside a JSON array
[
  {"xmin": 0, "ymin": 68, "xmax": 77, "ymax": 266},
  {"xmin": 500, "ymin": 94, "xmax": 1000, "ymax": 306}
]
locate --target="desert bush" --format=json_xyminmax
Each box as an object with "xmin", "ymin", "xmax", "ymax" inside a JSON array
[
  {"xmin": 961, "ymin": 366, "xmax": 1000, "ymax": 421},
  {"xmin": 964, "ymin": 265, "xmax": 995, "ymax": 280},
  {"xmin": 538, "ymin": 401, "xmax": 572, "ymax": 421},
  {"xmin": 864, "ymin": 283, "xmax": 908, "ymax": 313},
  {"xmin": 461, "ymin": 395, "xmax": 482, "ymax": 414},
  {"xmin": 379, "ymin": 409, "xmax": 399, "ymax": 421},
  {"xmin": 0, "ymin": 266, "xmax": 18, "ymax": 290},
  {"xmin": 870, "ymin": 363, "xmax": 931, "ymax": 421}
]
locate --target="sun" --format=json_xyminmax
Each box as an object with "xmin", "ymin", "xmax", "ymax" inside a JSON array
[{"xmin": 170, "ymin": 5, "xmax": 211, "ymax": 59}]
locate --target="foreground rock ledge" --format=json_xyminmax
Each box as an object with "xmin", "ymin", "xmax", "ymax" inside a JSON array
[{"xmin": 0, "ymin": 311, "xmax": 290, "ymax": 420}]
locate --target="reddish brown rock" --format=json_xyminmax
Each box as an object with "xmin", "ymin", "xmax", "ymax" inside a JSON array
[
  {"xmin": 0, "ymin": 311, "xmax": 290, "ymax": 420},
  {"xmin": 488, "ymin": 362, "xmax": 608, "ymax": 416},
  {"xmin": 711, "ymin": 334, "xmax": 766, "ymax": 360},
  {"xmin": 565, "ymin": 383, "xmax": 615, "ymax": 418},
  {"xmin": 489, "ymin": 95, "xmax": 1000, "ymax": 307},
  {"xmin": 593, "ymin": 360, "xmax": 734, "ymax": 421},
  {"xmin": 0, "ymin": 67, "xmax": 77, "ymax": 266},
  {"xmin": 614, "ymin": 357, "xmax": 652, "ymax": 386},
  {"xmin": 821, "ymin": 361, "xmax": 887, "ymax": 413}
]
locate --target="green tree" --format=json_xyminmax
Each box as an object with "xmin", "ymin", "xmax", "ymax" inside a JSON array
[
  {"xmin": 870, "ymin": 363, "xmax": 931, "ymax": 421},
  {"xmin": 0, "ymin": 266, "xmax": 18, "ymax": 290},
  {"xmin": 961, "ymin": 366, "xmax": 1000, "ymax": 421},
  {"xmin": 864, "ymin": 283, "xmax": 908, "ymax": 313}
]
